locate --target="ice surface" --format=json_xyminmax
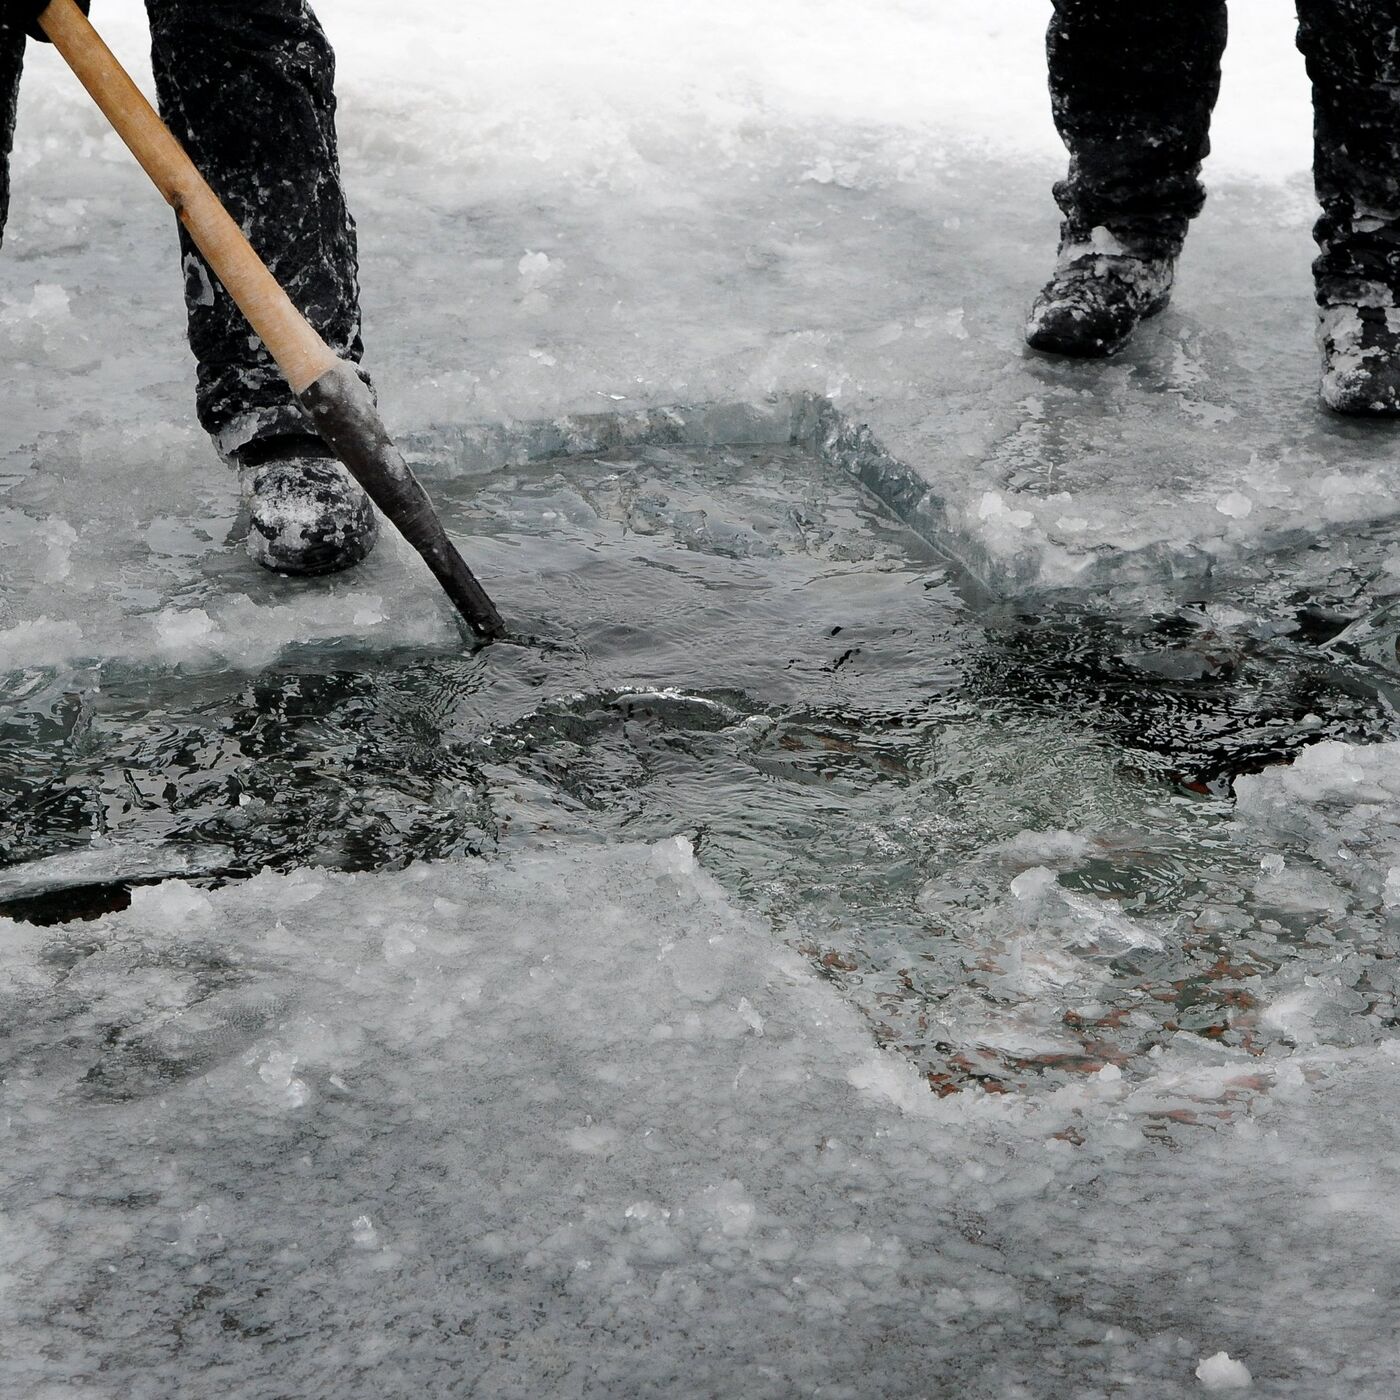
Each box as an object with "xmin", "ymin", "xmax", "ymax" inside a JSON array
[
  {"xmin": 5, "ymin": 3, "xmax": 1400, "ymax": 1393},
  {"xmin": 0, "ymin": 0, "xmax": 1376, "ymax": 644},
  {"xmin": 3, "ymin": 835, "xmax": 1400, "ymax": 1398}
]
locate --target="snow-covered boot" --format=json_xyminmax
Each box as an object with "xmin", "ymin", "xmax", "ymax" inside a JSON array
[
  {"xmin": 1318, "ymin": 302, "xmax": 1400, "ymax": 416},
  {"xmin": 1025, "ymin": 230, "xmax": 1175, "ymax": 358},
  {"xmin": 237, "ymin": 436, "xmax": 378, "ymax": 576}
]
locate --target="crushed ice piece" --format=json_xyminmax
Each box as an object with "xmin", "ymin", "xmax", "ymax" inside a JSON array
[
  {"xmin": 650, "ymin": 835, "xmax": 697, "ymax": 877},
  {"xmin": 351, "ymin": 595, "xmax": 386, "ymax": 626},
  {"xmin": 1384, "ymin": 867, "xmax": 1400, "ymax": 908},
  {"xmin": 699, "ymin": 1179, "xmax": 757, "ymax": 1238},
  {"xmin": 1259, "ymin": 987, "xmax": 1321, "ymax": 1044},
  {"xmin": 0, "ymin": 281, "xmax": 71, "ymax": 325},
  {"xmin": 0, "ymin": 617, "xmax": 85, "ymax": 671},
  {"xmin": 257, "ymin": 1050, "xmax": 309, "ymax": 1109},
  {"xmin": 977, "ymin": 491, "xmax": 1034, "ymax": 529},
  {"xmin": 517, "ymin": 250, "xmax": 555, "ymax": 283},
  {"xmin": 1215, "ymin": 492, "xmax": 1253, "ymax": 519},
  {"xmin": 34, "ymin": 516, "xmax": 78, "ymax": 583},
  {"xmin": 1010, "ymin": 866, "xmax": 1057, "ymax": 902},
  {"xmin": 1195, "ymin": 1351, "xmax": 1252, "ymax": 1389},
  {"xmin": 128, "ymin": 880, "xmax": 215, "ymax": 931},
  {"xmin": 154, "ymin": 606, "xmax": 217, "ymax": 652},
  {"xmin": 998, "ymin": 829, "xmax": 1091, "ymax": 866},
  {"xmin": 736, "ymin": 997, "xmax": 765, "ymax": 1034}
]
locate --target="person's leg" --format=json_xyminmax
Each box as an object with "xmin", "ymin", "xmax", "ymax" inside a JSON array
[
  {"xmin": 0, "ymin": 19, "xmax": 25, "ymax": 252},
  {"xmin": 145, "ymin": 0, "xmax": 376, "ymax": 572},
  {"xmin": 1298, "ymin": 0, "xmax": 1400, "ymax": 413},
  {"xmin": 1028, "ymin": 0, "xmax": 1229, "ymax": 357},
  {"xmin": 144, "ymin": 0, "xmax": 368, "ymax": 460},
  {"xmin": 1048, "ymin": 0, "xmax": 1228, "ymax": 256}
]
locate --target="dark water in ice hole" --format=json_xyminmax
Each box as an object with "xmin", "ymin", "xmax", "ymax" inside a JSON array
[{"xmin": 2, "ymin": 441, "xmax": 1397, "ymax": 1096}]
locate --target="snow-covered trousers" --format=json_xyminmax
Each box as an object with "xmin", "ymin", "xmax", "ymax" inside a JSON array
[
  {"xmin": 1048, "ymin": 0, "xmax": 1400, "ymax": 302},
  {"xmin": 0, "ymin": 1, "xmax": 368, "ymax": 459}
]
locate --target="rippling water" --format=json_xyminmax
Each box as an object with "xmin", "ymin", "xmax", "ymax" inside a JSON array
[{"xmin": 2, "ymin": 440, "xmax": 1395, "ymax": 1095}]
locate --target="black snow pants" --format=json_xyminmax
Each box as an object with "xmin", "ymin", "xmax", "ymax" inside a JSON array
[
  {"xmin": 0, "ymin": 0, "xmax": 367, "ymax": 459},
  {"xmin": 1048, "ymin": 0, "xmax": 1400, "ymax": 303}
]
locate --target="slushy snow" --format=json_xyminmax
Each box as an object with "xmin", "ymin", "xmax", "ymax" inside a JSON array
[{"xmin": 0, "ymin": 0, "xmax": 1380, "ymax": 650}]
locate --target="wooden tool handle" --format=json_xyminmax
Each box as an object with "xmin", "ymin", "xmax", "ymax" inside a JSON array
[{"xmin": 39, "ymin": 0, "xmax": 338, "ymax": 393}]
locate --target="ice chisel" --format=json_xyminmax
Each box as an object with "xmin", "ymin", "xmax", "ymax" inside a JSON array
[{"xmin": 35, "ymin": 0, "xmax": 507, "ymax": 643}]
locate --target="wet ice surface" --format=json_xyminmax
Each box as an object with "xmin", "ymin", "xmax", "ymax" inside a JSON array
[
  {"xmin": 4, "ymin": 439, "xmax": 1396, "ymax": 1093},
  {"xmin": 6, "ymin": 440, "xmax": 1400, "ymax": 1396},
  {"xmin": 7, "ymin": 0, "xmax": 1400, "ymax": 1393}
]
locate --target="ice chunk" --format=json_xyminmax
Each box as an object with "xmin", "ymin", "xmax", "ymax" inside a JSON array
[
  {"xmin": 1385, "ymin": 867, "xmax": 1400, "ymax": 908},
  {"xmin": 1215, "ymin": 492, "xmax": 1253, "ymax": 519},
  {"xmin": 1196, "ymin": 1351, "xmax": 1253, "ymax": 1389},
  {"xmin": 650, "ymin": 834, "xmax": 698, "ymax": 877},
  {"xmin": 154, "ymin": 606, "xmax": 218, "ymax": 653},
  {"xmin": 0, "ymin": 281, "xmax": 70, "ymax": 325},
  {"xmin": 128, "ymin": 881, "xmax": 215, "ymax": 932},
  {"xmin": 0, "ymin": 618, "xmax": 85, "ymax": 671},
  {"xmin": 996, "ymin": 829, "xmax": 1092, "ymax": 867},
  {"xmin": 1010, "ymin": 865, "xmax": 1057, "ymax": 902}
]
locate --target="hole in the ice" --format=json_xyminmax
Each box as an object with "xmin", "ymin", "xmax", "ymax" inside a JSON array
[{"xmin": 3, "ymin": 420, "xmax": 1398, "ymax": 1099}]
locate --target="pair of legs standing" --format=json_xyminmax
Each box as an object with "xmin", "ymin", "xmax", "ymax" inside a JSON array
[
  {"xmin": 1029, "ymin": 0, "xmax": 1400, "ymax": 414},
  {"xmin": 0, "ymin": 0, "xmax": 376, "ymax": 572}
]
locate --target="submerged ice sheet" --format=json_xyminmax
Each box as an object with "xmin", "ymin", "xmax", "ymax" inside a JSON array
[{"xmin": 5, "ymin": 837, "xmax": 1400, "ymax": 1399}]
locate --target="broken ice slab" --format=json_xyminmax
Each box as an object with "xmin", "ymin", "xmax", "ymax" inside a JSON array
[
  {"xmin": 399, "ymin": 388, "xmax": 1400, "ymax": 607},
  {"xmin": 400, "ymin": 398, "xmax": 806, "ymax": 478}
]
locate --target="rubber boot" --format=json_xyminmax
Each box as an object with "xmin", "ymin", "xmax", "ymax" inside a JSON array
[
  {"xmin": 1318, "ymin": 299, "xmax": 1400, "ymax": 416},
  {"xmin": 1026, "ymin": 228, "xmax": 1176, "ymax": 358},
  {"xmin": 236, "ymin": 435, "xmax": 378, "ymax": 576}
]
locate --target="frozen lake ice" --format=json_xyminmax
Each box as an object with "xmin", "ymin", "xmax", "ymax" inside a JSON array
[{"xmin": 6, "ymin": 1, "xmax": 1400, "ymax": 1395}]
